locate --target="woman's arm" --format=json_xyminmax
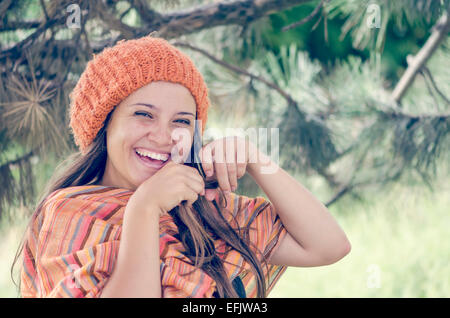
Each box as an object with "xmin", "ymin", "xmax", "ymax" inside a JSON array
[
  {"xmin": 248, "ymin": 151, "xmax": 351, "ymax": 267},
  {"xmin": 100, "ymin": 202, "xmax": 162, "ymax": 297}
]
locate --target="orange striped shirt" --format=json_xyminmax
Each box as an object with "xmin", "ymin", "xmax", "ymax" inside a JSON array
[{"xmin": 21, "ymin": 185, "xmax": 287, "ymax": 298}]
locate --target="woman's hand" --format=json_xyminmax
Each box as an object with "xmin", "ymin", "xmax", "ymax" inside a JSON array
[
  {"xmin": 199, "ymin": 136, "xmax": 259, "ymax": 201},
  {"xmin": 130, "ymin": 161, "xmax": 205, "ymax": 216}
]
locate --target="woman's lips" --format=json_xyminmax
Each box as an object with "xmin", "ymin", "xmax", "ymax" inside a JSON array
[{"xmin": 135, "ymin": 150, "xmax": 171, "ymax": 169}]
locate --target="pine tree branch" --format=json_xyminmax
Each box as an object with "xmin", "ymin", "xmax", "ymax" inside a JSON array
[
  {"xmin": 0, "ymin": 149, "xmax": 36, "ymax": 170},
  {"xmin": 1, "ymin": 0, "xmax": 313, "ymax": 62},
  {"xmin": 171, "ymin": 40, "xmax": 316, "ymax": 129},
  {"xmin": 39, "ymin": 0, "xmax": 50, "ymax": 22},
  {"xmin": 0, "ymin": 0, "xmax": 13, "ymax": 19},
  {"xmin": 153, "ymin": 0, "xmax": 312, "ymax": 38},
  {"xmin": 54, "ymin": 29, "xmax": 83, "ymax": 88},
  {"xmin": 129, "ymin": 0, "xmax": 162, "ymax": 23},
  {"xmin": 282, "ymin": 0, "xmax": 326, "ymax": 31},
  {"xmin": 93, "ymin": 0, "xmax": 136, "ymax": 39},
  {"xmin": 323, "ymin": 139, "xmax": 372, "ymax": 207},
  {"xmin": 392, "ymin": 11, "xmax": 450, "ymax": 104},
  {"xmin": 0, "ymin": 20, "xmax": 41, "ymax": 31},
  {"xmin": 421, "ymin": 66, "xmax": 450, "ymax": 105},
  {"xmin": 378, "ymin": 106, "xmax": 450, "ymax": 121},
  {"xmin": 119, "ymin": 4, "xmax": 133, "ymax": 21},
  {"xmin": 172, "ymin": 41, "xmax": 299, "ymax": 107},
  {"xmin": 324, "ymin": 183, "xmax": 354, "ymax": 207},
  {"xmin": 0, "ymin": 14, "xmax": 66, "ymax": 59},
  {"xmin": 420, "ymin": 69, "xmax": 441, "ymax": 109}
]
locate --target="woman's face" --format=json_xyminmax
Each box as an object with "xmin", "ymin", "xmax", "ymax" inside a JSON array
[{"xmin": 100, "ymin": 81, "xmax": 197, "ymax": 190}]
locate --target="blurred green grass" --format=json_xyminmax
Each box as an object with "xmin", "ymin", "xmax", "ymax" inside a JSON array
[
  {"xmin": 0, "ymin": 207, "xmax": 27, "ymax": 298},
  {"xmin": 1, "ymin": 168, "xmax": 449, "ymax": 297},
  {"xmin": 269, "ymin": 175, "xmax": 450, "ymax": 297}
]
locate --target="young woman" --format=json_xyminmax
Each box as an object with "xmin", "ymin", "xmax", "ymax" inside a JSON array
[{"xmin": 14, "ymin": 36, "xmax": 351, "ymax": 298}]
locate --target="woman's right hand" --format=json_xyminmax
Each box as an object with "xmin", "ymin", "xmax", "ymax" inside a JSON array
[{"xmin": 129, "ymin": 161, "xmax": 206, "ymax": 216}]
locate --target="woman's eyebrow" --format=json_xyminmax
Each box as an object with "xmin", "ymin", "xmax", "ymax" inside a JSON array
[{"xmin": 130, "ymin": 103, "xmax": 195, "ymax": 117}]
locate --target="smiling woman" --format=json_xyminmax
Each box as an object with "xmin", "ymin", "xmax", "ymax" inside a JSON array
[
  {"xmin": 12, "ymin": 35, "xmax": 350, "ymax": 299},
  {"xmin": 12, "ymin": 35, "xmax": 289, "ymax": 298}
]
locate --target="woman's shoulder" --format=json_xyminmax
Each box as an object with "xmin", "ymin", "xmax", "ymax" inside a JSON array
[
  {"xmin": 223, "ymin": 191, "xmax": 269, "ymax": 208},
  {"xmin": 45, "ymin": 184, "xmax": 134, "ymax": 204},
  {"xmin": 38, "ymin": 185, "xmax": 134, "ymax": 222},
  {"xmin": 34, "ymin": 185, "xmax": 134, "ymax": 224},
  {"xmin": 220, "ymin": 191, "xmax": 272, "ymax": 225}
]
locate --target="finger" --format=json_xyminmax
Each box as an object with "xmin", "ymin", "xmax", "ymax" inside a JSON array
[
  {"xmin": 236, "ymin": 162, "xmax": 247, "ymax": 179},
  {"xmin": 236, "ymin": 137, "xmax": 248, "ymax": 166},
  {"xmin": 200, "ymin": 145, "xmax": 214, "ymax": 177},
  {"xmin": 226, "ymin": 161, "xmax": 238, "ymax": 192},
  {"xmin": 205, "ymin": 189, "xmax": 217, "ymax": 201},
  {"xmin": 183, "ymin": 186, "xmax": 199, "ymax": 207},
  {"xmin": 235, "ymin": 138, "xmax": 247, "ymax": 180},
  {"xmin": 178, "ymin": 181, "xmax": 200, "ymax": 206},
  {"xmin": 224, "ymin": 137, "xmax": 238, "ymax": 191},
  {"xmin": 176, "ymin": 164, "xmax": 205, "ymax": 186},
  {"xmin": 172, "ymin": 165, "xmax": 205, "ymax": 193},
  {"xmin": 183, "ymin": 174, "xmax": 205, "ymax": 196},
  {"xmin": 186, "ymin": 164, "xmax": 206, "ymax": 180}
]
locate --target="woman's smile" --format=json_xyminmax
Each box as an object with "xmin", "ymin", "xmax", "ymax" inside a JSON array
[{"xmin": 134, "ymin": 147, "xmax": 172, "ymax": 170}]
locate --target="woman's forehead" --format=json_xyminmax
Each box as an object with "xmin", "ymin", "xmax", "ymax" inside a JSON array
[{"xmin": 122, "ymin": 81, "xmax": 196, "ymax": 112}]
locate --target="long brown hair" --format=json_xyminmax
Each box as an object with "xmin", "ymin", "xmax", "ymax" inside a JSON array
[{"xmin": 11, "ymin": 111, "xmax": 268, "ymax": 298}]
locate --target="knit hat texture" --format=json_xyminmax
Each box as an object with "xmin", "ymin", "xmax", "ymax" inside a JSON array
[{"xmin": 69, "ymin": 36, "xmax": 210, "ymax": 154}]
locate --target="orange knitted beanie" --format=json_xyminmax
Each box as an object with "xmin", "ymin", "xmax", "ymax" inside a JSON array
[{"xmin": 69, "ymin": 35, "xmax": 210, "ymax": 155}]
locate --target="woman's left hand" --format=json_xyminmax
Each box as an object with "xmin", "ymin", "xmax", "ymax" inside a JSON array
[{"xmin": 199, "ymin": 136, "xmax": 258, "ymax": 201}]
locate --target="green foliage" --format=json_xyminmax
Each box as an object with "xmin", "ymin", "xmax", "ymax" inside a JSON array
[
  {"xmin": 255, "ymin": 0, "xmax": 449, "ymax": 84},
  {"xmin": 269, "ymin": 166, "xmax": 450, "ymax": 297}
]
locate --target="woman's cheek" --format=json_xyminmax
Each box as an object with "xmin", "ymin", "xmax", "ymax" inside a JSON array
[{"xmin": 170, "ymin": 127, "xmax": 194, "ymax": 163}]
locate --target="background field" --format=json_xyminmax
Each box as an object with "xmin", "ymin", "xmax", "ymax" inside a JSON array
[{"xmin": 270, "ymin": 170, "xmax": 449, "ymax": 297}]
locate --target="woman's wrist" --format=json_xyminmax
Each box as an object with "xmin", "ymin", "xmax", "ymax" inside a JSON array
[
  {"xmin": 247, "ymin": 146, "xmax": 278, "ymax": 177},
  {"xmin": 127, "ymin": 193, "xmax": 164, "ymax": 219}
]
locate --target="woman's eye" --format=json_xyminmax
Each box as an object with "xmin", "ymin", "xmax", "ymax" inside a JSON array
[
  {"xmin": 135, "ymin": 112, "xmax": 189, "ymax": 125},
  {"xmin": 135, "ymin": 112, "xmax": 152, "ymax": 118},
  {"xmin": 176, "ymin": 119, "xmax": 191, "ymax": 125}
]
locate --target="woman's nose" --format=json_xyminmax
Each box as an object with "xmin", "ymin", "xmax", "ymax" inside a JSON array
[{"xmin": 146, "ymin": 122, "xmax": 173, "ymax": 146}]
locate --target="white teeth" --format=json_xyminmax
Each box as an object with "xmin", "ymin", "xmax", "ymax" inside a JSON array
[{"xmin": 136, "ymin": 149, "xmax": 169, "ymax": 161}]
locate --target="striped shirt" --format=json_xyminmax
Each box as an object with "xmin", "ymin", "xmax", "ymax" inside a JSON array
[{"xmin": 21, "ymin": 185, "xmax": 287, "ymax": 298}]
